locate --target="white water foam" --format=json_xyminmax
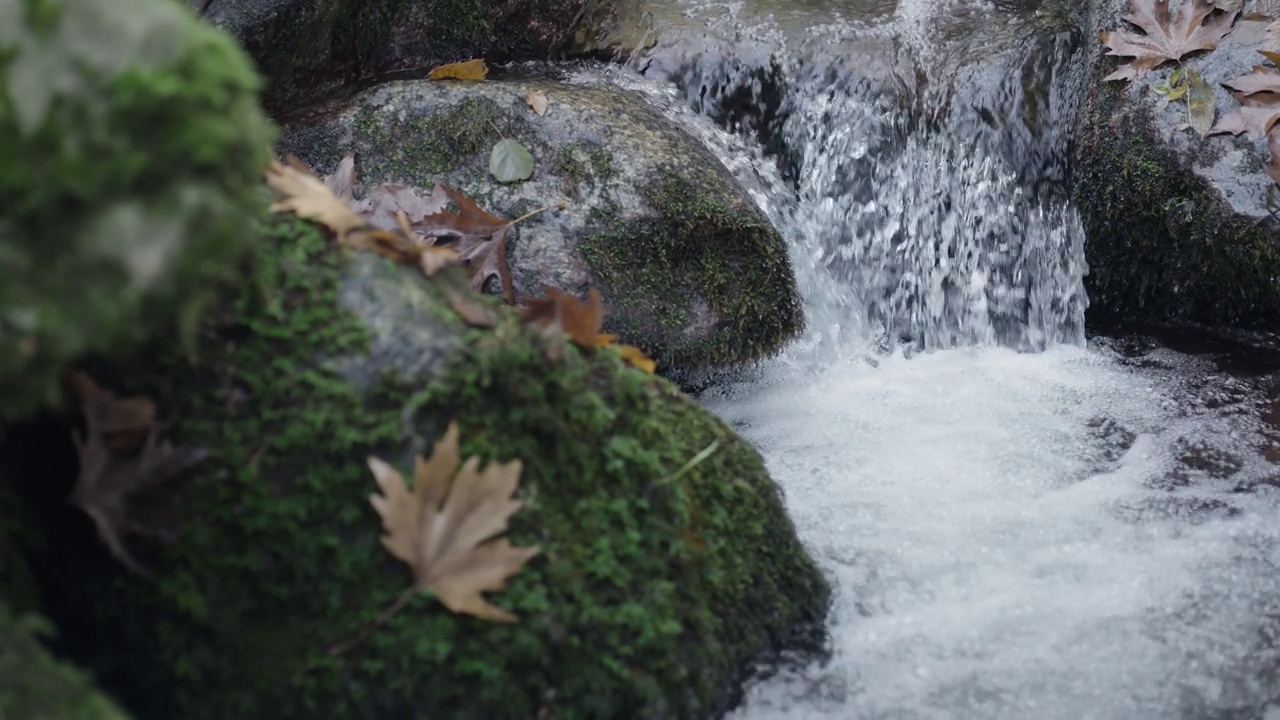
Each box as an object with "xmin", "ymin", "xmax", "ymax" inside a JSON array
[{"xmin": 708, "ymin": 345, "xmax": 1280, "ymax": 719}]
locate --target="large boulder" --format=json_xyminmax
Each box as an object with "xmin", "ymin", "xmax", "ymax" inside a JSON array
[
  {"xmin": 0, "ymin": 0, "xmax": 275, "ymax": 421},
  {"xmin": 1072, "ymin": 0, "xmax": 1280, "ymax": 330},
  {"xmin": 17, "ymin": 218, "xmax": 830, "ymax": 720},
  {"xmin": 193, "ymin": 0, "xmax": 617, "ymax": 114},
  {"xmin": 278, "ymin": 77, "xmax": 805, "ymax": 382}
]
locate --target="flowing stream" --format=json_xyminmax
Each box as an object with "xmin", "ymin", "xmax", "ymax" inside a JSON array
[{"xmin": 576, "ymin": 0, "xmax": 1280, "ymax": 717}]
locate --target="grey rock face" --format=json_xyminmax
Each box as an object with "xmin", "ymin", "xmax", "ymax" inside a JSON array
[{"xmin": 1072, "ymin": 0, "xmax": 1280, "ymax": 330}]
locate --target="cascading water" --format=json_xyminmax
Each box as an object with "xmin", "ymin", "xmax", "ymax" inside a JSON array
[{"xmin": 577, "ymin": 0, "xmax": 1280, "ymax": 716}]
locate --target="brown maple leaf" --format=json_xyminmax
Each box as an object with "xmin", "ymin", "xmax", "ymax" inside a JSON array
[
  {"xmin": 415, "ymin": 184, "xmax": 517, "ymax": 303},
  {"xmin": 1209, "ymin": 51, "xmax": 1280, "ymax": 138},
  {"xmin": 367, "ymin": 422, "xmax": 538, "ymax": 623},
  {"xmin": 266, "ymin": 157, "xmax": 419, "ymax": 261},
  {"xmin": 1101, "ymin": 0, "xmax": 1238, "ymax": 81},
  {"xmin": 65, "ymin": 372, "xmax": 209, "ymax": 574},
  {"xmin": 520, "ymin": 287, "xmax": 657, "ymax": 373}
]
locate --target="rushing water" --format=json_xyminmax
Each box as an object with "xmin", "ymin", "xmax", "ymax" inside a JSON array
[{"xmin": 578, "ymin": 0, "xmax": 1280, "ymax": 717}]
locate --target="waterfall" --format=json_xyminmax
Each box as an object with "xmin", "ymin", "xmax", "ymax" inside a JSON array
[{"xmin": 574, "ymin": 1, "xmax": 1280, "ymax": 716}]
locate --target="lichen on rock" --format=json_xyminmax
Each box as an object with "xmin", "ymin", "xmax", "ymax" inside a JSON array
[
  {"xmin": 25, "ymin": 218, "xmax": 828, "ymax": 720},
  {"xmin": 0, "ymin": 0, "xmax": 276, "ymax": 421},
  {"xmin": 279, "ymin": 77, "xmax": 805, "ymax": 382}
]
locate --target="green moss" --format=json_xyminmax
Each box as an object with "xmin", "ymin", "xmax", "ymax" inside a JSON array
[
  {"xmin": 352, "ymin": 97, "xmax": 506, "ymax": 183},
  {"xmin": 49, "ymin": 218, "xmax": 826, "ymax": 719},
  {"xmin": 551, "ymin": 144, "xmax": 616, "ymax": 198},
  {"xmin": 0, "ymin": 603, "xmax": 132, "ymax": 720},
  {"xmin": 0, "ymin": 482, "xmax": 40, "ymax": 614},
  {"xmin": 1073, "ymin": 82, "xmax": 1280, "ymax": 328},
  {"xmin": 0, "ymin": 0, "xmax": 275, "ymax": 421},
  {"xmin": 581, "ymin": 169, "xmax": 804, "ymax": 372}
]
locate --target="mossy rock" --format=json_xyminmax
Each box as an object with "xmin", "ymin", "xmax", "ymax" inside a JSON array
[
  {"xmin": 0, "ymin": 0, "xmax": 275, "ymax": 421},
  {"xmin": 196, "ymin": 0, "xmax": 616, "ymax": 115},
  {"xmin": 28, "ymin": 218, "xmax": 829, "ymax": 719},
  {"xmin": 1072, "ymin": 0, "xmax": 1280, "ymax": 330},
  {"xmin": 279, "ymin": 77, "xmax": 804, "ymax": 384},
  {"xmin": 0, "ymin": 602, "xmax": 132, "ymax": 720}
]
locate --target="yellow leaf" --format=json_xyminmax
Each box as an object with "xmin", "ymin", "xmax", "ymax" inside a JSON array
[
  {"xmin": 525, "ymin": 91, "xmax": 548, "ymax": 116},
  {"xmin": 616, "ymin": 344, "xmax": 657, "ymax": 374},
  {"xmin": 428, "ymin": 58, "xmax": 488, "ymax": 81},
  {"xmin": 367, "ymin": 422, "xmax": 538, "ymax": 623}
]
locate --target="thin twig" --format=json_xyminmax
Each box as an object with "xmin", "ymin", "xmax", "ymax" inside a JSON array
[
  {"xmin": 508, "ymin": 201, "xmax": 566, "ymax": 227},
  {"xmin": 655, "ymin": 440, "xmax": 721, "ymax": 487},
  {"xmin": 327, "ymin": 587, "xmax": 416, "ymax": 657}
]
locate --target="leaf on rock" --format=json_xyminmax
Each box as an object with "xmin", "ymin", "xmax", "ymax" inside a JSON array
[
  {"xmin": 489, "ymin": 139, "xmax": 535, "ymax": 183},
  {"xmin": 427, "ymin": 58, "xmax": 488, "ymax": 81},
  {"xmin": 417, "ymin": 184, "xmax": 516, "ymax": 302},
  {"xmin": 1186, "ymin": 67, "xmax": 1217, "ymax": 135},
  {"xmin": 65, "ymin": 372, "xmax": 209, "ymax": 574},
  {"xmin": 1212, "ymin": 51, "xmax": 1280, "ymax": 137},
  {"xmin": 367, "ymin": 422, "xmax": 538, "ymax": 623},
  {"xmin": 1101, "ymin": 0, "xmax": 1238, "ymax": 81},
  {"xmin": 1268, "ymin": 128, "xmax": 1280, "ymax": 183},
  {"xmin": 525, "ymin": 91, "xmax": 549, "ymax": 116},
  {"xmin": 520, "ymin": 287, "xmax": 656, "ymax": 373}
]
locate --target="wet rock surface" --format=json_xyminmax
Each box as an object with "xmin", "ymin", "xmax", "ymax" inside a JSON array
[{"xmin": 279, "ymin": 75, "xmax": 804, "ymax": 381}]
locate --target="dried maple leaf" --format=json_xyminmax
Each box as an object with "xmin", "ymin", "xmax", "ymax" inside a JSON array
[
  {"xmin": 266, "ymin": 157, "xmax": 415, "ymax": 261},
  {"xmin": 1211, "ymin": 51, "xmax": 1280, "ymax": 138},
  {"xmin": 1101, "ymin": 0, "xmax": 1238, "ymax": 81},
  {"xmin": 367, "ymin": 422, "xmax": 538, "ymax": 622},
  {"xmin": 520, "ymin": 288, "xmax": 657, "ymax": 373},
  {"xmin": 417, "ymin": 184, "xmax": 516, "ymax": 303},
  {"xmin": 65, "ymin": 372, "xmax": 209, "ymax": 574},
  {"xmin": 428, "ymin": 58, "xmax": 488, "ymax": 81}
]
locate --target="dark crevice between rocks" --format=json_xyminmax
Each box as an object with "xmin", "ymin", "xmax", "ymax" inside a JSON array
[{"xmin": 1, "ymin": 411, "xmax": 155, "ymax": 715}]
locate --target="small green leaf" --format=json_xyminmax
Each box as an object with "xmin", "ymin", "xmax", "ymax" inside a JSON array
[
  {"xmin": 1153, "ymin": 84, "xmax": 1171, "ymax": 95},
  {"xmin": 1166, "ymin": 82, "xmax": 1189, "ymax": 101},
  {"xmin": 1170, "ymin": 66, "xmax": 1185, "ymax": 86},
  {"xmin": 489, "ymin": 139, "xmax": 534, "ymax": 183},
  {"xmin": 1186, "ymin": 68, "xmax": 1216, "ymax": 137}
]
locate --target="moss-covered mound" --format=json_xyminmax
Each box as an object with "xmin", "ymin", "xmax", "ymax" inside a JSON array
[
  {"xmin": 0, "ymin": 603, "xmax": 133, "ymax": 720},
  {"xmin": 26, "ymin": 219, "xmax": 828, "ymax": 720},
  {"xmin": 280, "ymin": 78, "xmax": 804, "ymax": 383},
  {"xmin": 0, "ymin": 0, "xmax": 276, "ymax": 421},
  {"xmin": 1073, "ymin": 83, "xmax": 1280, "ymax": 329}
]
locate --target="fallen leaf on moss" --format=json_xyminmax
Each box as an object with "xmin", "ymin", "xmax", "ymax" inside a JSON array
[
  {"xmin": 520, "ymin": 288, "xmax": 656, "ymax": 372},
  {"xmin": 266, "ymin": 158, "xmax": 373, "ymax": 245},
  {"xmin": 367, "ymin": 422, "xmax": 538, "ymax": 622},
  {"xmin": 525, "ymin": 91, "xmax": 548, "ymax": 116},
  {"xmin": 65, "ymin": 372, "xmax": 209, "ymax": 575},
  {"xmin": 1101, "ymin": 0, "xmax": 1238, "ymax": 81},
  {"xmin": 428, "ymin": 58, "xmax": 488, "ymax": 81}
]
